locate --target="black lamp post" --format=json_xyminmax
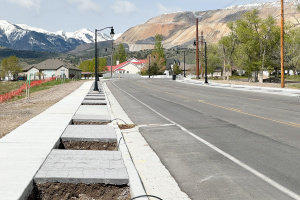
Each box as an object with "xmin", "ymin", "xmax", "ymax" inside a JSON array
[{"xmin": 94, "ymin": 27, "xmax": 114, "ymax": 91}]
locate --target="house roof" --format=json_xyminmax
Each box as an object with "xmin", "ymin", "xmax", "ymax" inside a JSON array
[
  {"xmin": 106, "ymin": 58, "xmax": 146, "ymax": 72},
  {"xmin": 22, "ymin": 58, "xmax": 81, "ymax": 72}
]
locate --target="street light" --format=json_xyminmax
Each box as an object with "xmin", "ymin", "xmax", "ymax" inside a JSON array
[
  {"xmin": 94, "ymin": 27, "xmax": 114, "ymax": 91},
  {"xmin": 194, "ymin": 40, "xmax": 208, "ymax": 84}
]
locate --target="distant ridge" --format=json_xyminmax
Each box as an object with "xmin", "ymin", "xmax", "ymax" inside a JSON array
[
  {"xmin": 0, "ymin": 20, "xmax": 122, "ymax": 52},
  {"xmin": 117, "ymin": 1, "xmax": 300, "ymax": 51}
]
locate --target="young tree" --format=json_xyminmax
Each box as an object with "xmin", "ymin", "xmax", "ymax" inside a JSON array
[
  {"xmin": 284, "ymin": 25, "xmax": 300, "ymax": 75},
  {"xmin": 113, "ymin": 43, "xmax": 127, "ymax": 65},
  {"xmin": 173, "ymin": 63, "xmax": 182, "ymax": 75},
  {"xmin": 99, "ymin": 58, "xmax": 108, "ymax": 72},
  {"xmin": 153, "ymin": 34, "xmax": 165, "ymax": 59},
  {"xmin": 1, "ymin": 56, "xmax": 22, "ymax": 80},
  {"xmin": 207, "ymin": 44, "xmax": 222, "ymax": 77},
  {"xmin": 225, "ymin": 10, "xmax": 280, "ymax": 82}
]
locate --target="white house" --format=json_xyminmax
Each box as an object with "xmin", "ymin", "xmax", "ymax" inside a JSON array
[{"xmin": 106, "ymin": 58, "xmax": 147, "ymax": 74}]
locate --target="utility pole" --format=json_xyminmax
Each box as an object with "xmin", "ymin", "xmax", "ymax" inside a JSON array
[
  {"xmin": 200, "ymin": 31, "xmax": 204, "ymax": 77},
  {"xmin": 196, "ymin": 19, "xmax": 199, "ymax": 79},
  {"xmin": 281, "ymin": 0, "xmax": 285, "ymax": 88}
]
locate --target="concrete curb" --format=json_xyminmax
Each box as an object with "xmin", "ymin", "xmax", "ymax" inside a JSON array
[{"xmin": 102, "ymin": 81, "xmax": 148, "ymax": 199}]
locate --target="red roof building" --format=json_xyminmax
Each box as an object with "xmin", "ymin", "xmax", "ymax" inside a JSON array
[{"xmin": 106, "ymin": 58, "xmax": 147, "ymax": 74}]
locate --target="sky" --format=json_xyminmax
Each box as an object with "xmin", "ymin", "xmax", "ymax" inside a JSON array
[{"xmin": 0, "ymin": 0, "xmax": 279, "ymax": 35}]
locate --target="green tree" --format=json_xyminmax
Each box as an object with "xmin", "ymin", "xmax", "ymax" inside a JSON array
[
  {"xmin": 78, "ymin": 60, "xmax": 91, "ymax": 72},
  {"xmin": 0, "ymin": 56, "xmax": 22, "ymax": 80},
  {"xmin": 113, "ymin": 43, "xmax": 127, "ymax": 65},
  {"xmin": 207, "ymin": 44, "xmax": 222, "ymax": 77},
  {"xmin": 284, "ymin": 25, "xmax": 300, "ymax": 75},
  {"xmin": 225, "ymin": 10, "xmax": 280, "ymax": 82},
  {"xmin": 99, "ymin": 58, "xmax": 108, "ymax": 72},
  {"xmin": 153, "ymin": 34, "xmax": 165, "ymax": 59},
  {"xmin": 173, "ymin": 63, "xmax": 182, "ymax": 75}
]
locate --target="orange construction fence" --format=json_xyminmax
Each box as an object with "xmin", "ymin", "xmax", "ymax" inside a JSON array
[{"xmin": 0, "ymin": 77, "xmax": 56, "ymax": 103}]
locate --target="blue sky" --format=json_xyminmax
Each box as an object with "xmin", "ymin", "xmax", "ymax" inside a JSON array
[{"xmin": 0, "ymin": 0, "xmax": 278, "ymax": 34}]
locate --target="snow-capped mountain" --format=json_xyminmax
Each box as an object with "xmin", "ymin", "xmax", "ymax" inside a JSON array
[{"xmin": 0, "ymin": 20, "xmax": 122, "ymax": 52}]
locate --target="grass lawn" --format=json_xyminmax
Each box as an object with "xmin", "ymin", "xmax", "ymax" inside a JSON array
[
  {"xmin": 0, "ymin": 81, "xmax": 26, "ymax": 95},
  {"xmin": 1, "ymin": 79, "xmax": 80, "ymax": 101}
]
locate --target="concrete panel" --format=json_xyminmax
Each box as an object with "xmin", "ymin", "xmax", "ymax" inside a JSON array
[
  {"xmin": 61, "ymin": 125, "xmax": 117, "ymax": 142},
  {"xmin": 34, "ymin": 150, "xmax": 129, "ymax": 185}
]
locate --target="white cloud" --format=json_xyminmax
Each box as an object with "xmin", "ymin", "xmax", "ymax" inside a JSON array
[
  {"xmin": 67, "ymin": 0, "xmax": 101, "ymax": 13},
  {"xmin": 111, "ymin": 0, "xmax": 137, "ymax": 15},
  {"xmin": 157, "ymin": 3, "xmax": 182, "ymax": 15},
  {"xmin": 0, "ymin": 0, "xmax": 41, "ymax": 12}
]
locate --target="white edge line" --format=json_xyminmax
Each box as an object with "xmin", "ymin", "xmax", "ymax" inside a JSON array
[{"xmin": 113, "ymin": 81, "xmax": 300, "ymax": 200}]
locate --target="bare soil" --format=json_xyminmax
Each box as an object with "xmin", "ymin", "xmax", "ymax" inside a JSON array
[
  {"xmin": 28, "ymin": 183, "xmax": 130, "ymax": 200},
  {"xmin": 61, "ymin": 141, "xmax": 117, "ymax": 151},
  {"xmin": 118, "ymin": 124, "xmax": 136, "ymax": 130},
  {"xmin": 72, "ymin": 121, "xmax": 110, "ymax": 125},
  {"xmin": 0, "ymin": 80, "xmax": 89, "ymax": 138}
]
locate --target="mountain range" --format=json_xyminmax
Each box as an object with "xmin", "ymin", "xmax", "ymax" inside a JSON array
[
  {"xmin": 0, "ymin": 20, "xmax": 121, "ymax": 52},
  {"xmin": 117, "ymin": 0, "xmax": 300, "ymax": 51},
  {"xmin": 1, "ymin": 1, "xmax": 300, "ymax": 54}
]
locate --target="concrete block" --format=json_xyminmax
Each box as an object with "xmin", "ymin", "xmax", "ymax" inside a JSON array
[
  {"xmin": 34, "ymin": 150, "xmax": 129, "ymax": 185},
  {"xmin": 61, "ymin": 125, "xmax": 117, "ymax": 142}
]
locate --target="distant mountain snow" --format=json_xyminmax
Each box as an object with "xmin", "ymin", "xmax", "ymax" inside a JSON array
[{"xmin": 0, "ymin": 20, "xmax": 122, "ymax": 52}]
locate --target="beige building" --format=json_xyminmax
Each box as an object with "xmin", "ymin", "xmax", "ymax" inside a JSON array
[{"xmin": 22, "ymin": 58, "xmax": 81, "ymax": 80}]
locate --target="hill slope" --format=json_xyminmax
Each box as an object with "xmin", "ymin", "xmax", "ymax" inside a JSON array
[{"xmin": 117, "ymin": 1, "xmax": 300, "ymax": 51}]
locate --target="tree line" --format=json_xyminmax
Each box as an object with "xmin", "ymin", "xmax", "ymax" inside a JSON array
[{"xmin": 205, "ymin": 9, "xmax": 300, "ymax": 82}]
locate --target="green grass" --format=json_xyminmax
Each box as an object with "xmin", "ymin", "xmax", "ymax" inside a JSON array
[
  {"xmin": 28, "ymin": 79, "xmax": 71, "ymax": 93},
  {"xmin": 1, "ymin": 79, "xmax": 80, "ymax": 102},
  {"xmin": 287, "ymin": 84, "xmax": 300, "ymax": 89},
  {"xmin": 285, "ymin": 75, "xmax": 300, "ymax": 81},
  {"xmin": 0, "ymin": 81, "xmax": 26, "ymax": 95}
]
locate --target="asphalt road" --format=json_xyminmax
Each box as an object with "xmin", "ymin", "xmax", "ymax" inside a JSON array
[{"xmin": 107, "ymin": 78, "xmax": 300, "ymax": 200}]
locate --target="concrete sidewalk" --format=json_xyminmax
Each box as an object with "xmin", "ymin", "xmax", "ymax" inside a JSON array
[
  {"xmin": 179, "ymin": 79, "xmax": 300, "ymax": 97},
  {"xmin": 0, "ymin": 81, "xmax": 92, "ymax": 200}
]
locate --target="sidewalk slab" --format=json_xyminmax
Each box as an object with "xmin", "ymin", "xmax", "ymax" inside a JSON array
[
  {"xmin": 34, "ymin": 150, "xmax": 129, "ymax": 185},
  {"xmin": 0, "ymin": 81, "xmax": 94, "ymax": 200},
  {"xmin": 61, "ymin": 125, "xmax": 117, "ymax": 142},
  {"xmin": 73, "ymin": 105, "xmax": 111, "ymax": 123}
]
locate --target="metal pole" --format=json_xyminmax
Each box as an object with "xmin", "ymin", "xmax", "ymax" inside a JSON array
[
  {"xmin": 204, "ymin": 42, "xmax": 208, "ymax": 84},
  {"xmin": 148, "ymin": 56, "xmax": 150, "ymax": 78},
  {"xmin": 111, "ymin": 41, "xmax": 113, "ymax": 78},
  {"xmin": 94, "ymin": 29, "xmax": 99, "ymax": 91},
  {"xmin": 281, "ymin": 0, "xmax": 285, "ymax": 88},
  {"xmin": 196, "ymin": 19, "xmax": 199, "ymax": 79},
  {"xmin": 184, "ymin": 51, "xmax": 186, "ymax": 77},
  {"xmin": 200, "ymin": 31, "xmax": 204, "ymax": 77}
]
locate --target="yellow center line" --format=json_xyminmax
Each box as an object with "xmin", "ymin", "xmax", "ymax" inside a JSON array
[{"xmin": 131, "ymin": 82, "xmax": 300, "ymax": 129}]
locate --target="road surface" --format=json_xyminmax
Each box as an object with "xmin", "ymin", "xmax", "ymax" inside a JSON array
[{"xmin": 107, "ymin": 78, "xmax": 300, "ymax": 200}]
